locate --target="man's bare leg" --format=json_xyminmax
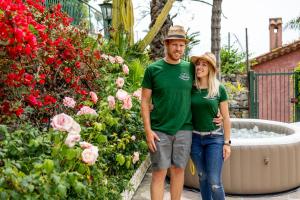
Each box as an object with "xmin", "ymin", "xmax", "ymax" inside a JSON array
[
  {"xmin": 170, "ymin": 166, "xmax": 185, "ymax": 200},
  {"xmin": 151, "ymin": 169, "xmax": 167, "ymax": 200}
]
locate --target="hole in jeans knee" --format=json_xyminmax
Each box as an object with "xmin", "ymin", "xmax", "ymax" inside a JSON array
[{"xmin": 211, "ymin": 184, "xmax": 221, "ymax": 192}]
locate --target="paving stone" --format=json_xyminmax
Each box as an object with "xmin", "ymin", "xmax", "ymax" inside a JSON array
[{"xmin": 133, "ymin": 168, "xmax": 300, "ymax": 200}]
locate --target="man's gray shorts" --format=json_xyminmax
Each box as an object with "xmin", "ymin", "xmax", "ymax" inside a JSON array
[{"xmin": 150, "ymin": 130, "xmax": 192, "ymax": 171}]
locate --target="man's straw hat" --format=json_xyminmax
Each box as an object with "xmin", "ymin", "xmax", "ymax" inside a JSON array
[
  {"xmin": 191, "ymin": 52, "xmax": 217, "ymax": 72},
  {"xmin": 164, "ymin": 25, "xmax": 189, "ymax": 43}
]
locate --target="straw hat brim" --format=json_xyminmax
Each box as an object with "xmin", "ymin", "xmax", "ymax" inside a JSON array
[
  {"xmin": 190, "ymin": 55, "xmax": 217, "ymax": 72},
  {"xmin": 164, "ymin": 37, "xmax": 190, "ymax": 44}
]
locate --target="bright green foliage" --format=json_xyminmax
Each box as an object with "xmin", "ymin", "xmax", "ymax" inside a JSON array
[
  {"xmin": 184, "ymin": 29, "xmax": 201, "ymax": 61},
  {"xmin": 285, "ymin": 15, "xmax": 300, "ymax": 32},
  {"xmin": 223, "ymin": 81, "xmax": 246, "ymax": 99},
  {"xmin": 220, "ymin": 46, "xmax": 246, "ymax": 75}
]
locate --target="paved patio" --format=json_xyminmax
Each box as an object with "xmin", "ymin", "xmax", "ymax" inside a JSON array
[{"xmin": 132, "ymin": 168, "xmax": 300, "ymax": 200}]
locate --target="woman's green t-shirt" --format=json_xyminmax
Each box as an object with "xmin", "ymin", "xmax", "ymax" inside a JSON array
[{"xmin": 191, "ymin": 84, "xmax": 228, "ymax": 132}]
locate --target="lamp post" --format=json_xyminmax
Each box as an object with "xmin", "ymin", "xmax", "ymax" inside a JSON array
[{"xmin": 99, "ymin": 2, "xmax": 112, "ymax": 38}]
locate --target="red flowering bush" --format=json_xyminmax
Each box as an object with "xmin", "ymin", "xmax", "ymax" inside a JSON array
[{"xmin": 0, "ymin": 0, "xmax": 102, "ymax": 125}]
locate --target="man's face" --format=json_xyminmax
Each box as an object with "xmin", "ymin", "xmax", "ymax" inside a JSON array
[{"xmin": 165, "ymin": 40, "xmax": 186, "ymax": 61}]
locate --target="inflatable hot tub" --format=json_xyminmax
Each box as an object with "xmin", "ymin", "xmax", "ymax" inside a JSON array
[{"xmin": 184, "ymin": 118, "xmax": 300, "ymax": 194}]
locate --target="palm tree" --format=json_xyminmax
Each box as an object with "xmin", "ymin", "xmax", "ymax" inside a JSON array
[
  {"xmin": 211, "ymin": 0, "xmax": 223, "ymax": 76},
  {"xmin": 149, "ymin": 0, "xmax": 173, "ymax": 60},
  {"xmin": 137, "ymin": 0, "xmax": 176, "ymax": 52},
  {"xmin": 285, "ymin": 15, "xmax": 300, "ymax": 32}
]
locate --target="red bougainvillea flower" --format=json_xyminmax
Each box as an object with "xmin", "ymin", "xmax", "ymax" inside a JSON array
[{"xmin": 15, "ymin": 107, "xmax": 24, "ymax": 117}]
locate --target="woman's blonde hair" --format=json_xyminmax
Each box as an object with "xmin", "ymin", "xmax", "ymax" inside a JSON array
[{"xmin": 194, "ymin": 61, "xmax": 220, "ymax": 98}]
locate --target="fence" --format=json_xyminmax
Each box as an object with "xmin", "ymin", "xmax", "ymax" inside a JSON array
[
  {"xmin": 249, "ymin": 70, "xmax": 300, "ymax": 122},
  {"xmin": 44, "ymin": 0, "xmax": 103, "ymax": 34}
]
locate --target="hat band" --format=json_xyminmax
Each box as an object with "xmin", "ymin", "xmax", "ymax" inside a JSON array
[{"xmin": 166, "ymin": 34, "xmax": 186, "ymax": 39}]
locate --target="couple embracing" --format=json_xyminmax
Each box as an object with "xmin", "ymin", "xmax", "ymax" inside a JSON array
[{"xmin": 141, "ymin": 25, "xmax": 231, "ymax": 200}]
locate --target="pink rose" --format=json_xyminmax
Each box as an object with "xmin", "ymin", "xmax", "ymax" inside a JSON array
[
  {"xmin": 101, "ymin": 54, "xmax": 109, "ymax": 60},
  {"xmin": 108, "ymin": 56, "xmax": 116, "ymax": 64},
  {"xmin": 122, "ymin": 64, "xmax": 129, "ymax": 75},
  {"xmin": 116, "ymin": 89, "xmax": 128, "ymax": 101},
  {"xmin": 133, "ymin": 88, "xmax": 142, "ymax": 101},
  {"xmin": 115, "ymin": 56, "xmax": 124, "ymax": 64},
  {"xmin": 77, "ymin": 106, "xmax": 97, "ymax": 115},
  {"xmin": 63, "ymin": 97, "xmax": 76, "ymax": 108},
  {"xmin": 89, "ymin": 91, "xmax": 98, "ymax": 104},
  {"xmin": 122, "ymin": 95, "xmax": 132, "ymax": 110},
  {"xmin": 132, "ymin": 152, "xmax": 139, "ymax": 164},
  {"xmin": 68, "ymin": 121, "xmax": 81, "ymax": 135},
  {"xmin": 107, "ymin": 95, "xmax": 115, "ymax": 109},
  {"xmin": 79, "ymin": 141, "xmax": 93, "ymax": 149},
  {"xmin": 115, "ymin": 77, "xmax": 124, "ymax": 88},
  {"xmin": 51, "ymin": 113, "xmax": 74, "ymax": 132},
  {"xmin": 65, "ymin": 133, "xmax": 81, "ymax": 148},
  {"xmin": 81, "ymin": 146, "xmax": 99, "ymax": 165}
]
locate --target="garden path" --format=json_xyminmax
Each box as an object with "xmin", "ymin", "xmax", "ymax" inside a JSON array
[{"xmin": 132, "ymin": 167, "xmax": 300, "ymax": 200}]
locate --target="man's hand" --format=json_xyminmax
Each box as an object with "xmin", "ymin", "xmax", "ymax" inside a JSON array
[
  {"xmin": 146, "ymin": 130, "xmax": 160, "ymax": 152},
  {"xmin": 213, "ymin": 112, "xmax": 223, "ymax": 126}
]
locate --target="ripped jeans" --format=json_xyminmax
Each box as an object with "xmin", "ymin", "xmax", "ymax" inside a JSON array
[{"xmin": 190, "ymin": 133, "xmax": 225, "ymax": 200}]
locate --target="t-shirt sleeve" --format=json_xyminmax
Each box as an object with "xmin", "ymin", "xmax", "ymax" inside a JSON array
[
  {"xmin": 141, "ymin": 66, "xmax": 152, "ymax": 89},
  {"xmin": 190, "ymin": 62, "xmax": 195, "ymax": 81},
  {"xmin": 219, "ymin": 84, "xmax": 229, "ymax": 102}
]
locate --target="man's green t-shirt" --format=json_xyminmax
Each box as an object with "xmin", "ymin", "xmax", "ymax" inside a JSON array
[
  {"xmin": 142, "ymin": 59, "xmax": 193, "ymax": 135},
  {"xmin": 191, "ymin": 84, "xmax": 228, "ymax": 132}
]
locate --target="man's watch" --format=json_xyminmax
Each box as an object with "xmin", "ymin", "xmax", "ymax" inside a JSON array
[{"xmin": 224, "ymin": 140, "xmax": 231, "ymax": 146}]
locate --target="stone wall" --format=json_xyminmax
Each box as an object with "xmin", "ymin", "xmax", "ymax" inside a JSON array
[{"xmin": 221, "ymin": 74, "xmax": 249, "ymax": 118}]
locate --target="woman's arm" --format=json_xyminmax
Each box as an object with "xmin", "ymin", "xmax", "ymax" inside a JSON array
[{"xmin": 220, "ymin": 100, "xmax": 231, "ymax": 160}]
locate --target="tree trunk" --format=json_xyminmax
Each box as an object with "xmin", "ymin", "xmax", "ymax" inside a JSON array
[
  {"xmin": 211, "ymin": 0, "xmax": 222, "ymax": 77},
  {"xmin": 137, "ymin": 0, "xmax": 176, "ymax": 53},
  {"xmin": 149, "ymin": 0, "xmax": 173, "ymax": 60}
]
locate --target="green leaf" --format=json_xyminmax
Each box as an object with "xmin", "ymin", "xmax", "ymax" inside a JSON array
[
  {"xmin": 116, "ymin": 154, "xmax": 125, "ymax": 166},
  {"xmin": 96, "ymin": 134, "xmax": 107, "ymax": 144},
  {"xmin": 65, "ymin": 148, "xmax": 80, "ymax": 160},
  {"xmin": 29, "ymin": 139, "xmax": 39, "ymax": 148},
  {"xmin": 0, "ymin": 125, "xmax": 8, "ymax": 135},
  {"xmin": 34, "ymin": 163, "xmax": 43, "ymax": 170},
  {"xmin": 0, "ymin": 9, "xmax": 3, "ymax": 16},
  {"xmin": 93, "ymin": 122, "xmax": 105, "ymax": 131},
  {"xmin": 74, "ymin": 181, "xmax": 85, "ymax": 194},
  {"xmin": 77, "ymin": 163, "xmax": 88, "ymax": 174},
  {"xmin": 43, "ymin": 159, "xmax": 54, "ymax": 173},
  {"xmin": 125, "ymin": 159, "xmax": 131, "ymax": 169},
  {"xmin": 51, "ymin": 174, "xmax": 61, "ymax": 184},
  {"xmin": 28, "ymin": 24, "xmax": 38, "ymax": 35},
  {"xmin": 57, "ymin": 184, "xmax": 67, "ymax": 198}
]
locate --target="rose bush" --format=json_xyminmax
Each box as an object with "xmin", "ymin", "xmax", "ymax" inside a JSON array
[{"xmin": 0, "ymin": 0, "xmax": 151, "ymax": 199}]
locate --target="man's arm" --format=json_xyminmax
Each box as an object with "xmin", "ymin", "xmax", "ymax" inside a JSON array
[{"xmin": 141, "ymin": 88, "xmax": 160, "ymax": 152}]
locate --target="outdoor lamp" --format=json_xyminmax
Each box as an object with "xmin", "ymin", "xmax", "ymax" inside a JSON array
[{"xmin": 99, "ymin": 2, "xmax": 112, "ymax": 38}]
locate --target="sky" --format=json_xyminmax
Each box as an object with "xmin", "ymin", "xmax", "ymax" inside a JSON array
[{"xmin": 132, "ymin": 0, "xmax": 300, "ymax": 58}]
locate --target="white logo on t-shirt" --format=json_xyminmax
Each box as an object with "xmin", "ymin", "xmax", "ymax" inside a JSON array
[{"xmin": 179, "ymin": 72, "xmax": 190, "ymax": 81}]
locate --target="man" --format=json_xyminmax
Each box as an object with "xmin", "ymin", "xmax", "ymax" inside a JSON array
[
  {"xmin": 141, "ymin": 25, "xmax": 193, "ymax": 200},
  {"xmin": 141, "ymin": 25, "xmax": 221, "ymax": 200}
]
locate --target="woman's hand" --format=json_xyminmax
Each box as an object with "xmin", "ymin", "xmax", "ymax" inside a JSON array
[{"xmin": 223, "ymin": 145, "xmax": 231, "ymax": 161}]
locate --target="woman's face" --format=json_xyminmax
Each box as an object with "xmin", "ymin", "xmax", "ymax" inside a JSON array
[{"xmin": 195, "ymin": 59, "xmax": 210, "ymax": 78}]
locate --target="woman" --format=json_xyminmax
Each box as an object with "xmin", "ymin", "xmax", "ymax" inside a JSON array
[{"xmin": 190, "ymin": 52, "xmax": 231, "ymax": 200}]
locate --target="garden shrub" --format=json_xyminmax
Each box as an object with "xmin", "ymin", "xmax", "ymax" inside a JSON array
[{"xmin": 0, "ymin": 0, "xmax": 149, "ymax": 199}]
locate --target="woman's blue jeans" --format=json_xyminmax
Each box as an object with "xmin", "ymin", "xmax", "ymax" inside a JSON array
[{"xmin": 190, "ymin": 133, "xmax": 225, "ymax": 200}]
